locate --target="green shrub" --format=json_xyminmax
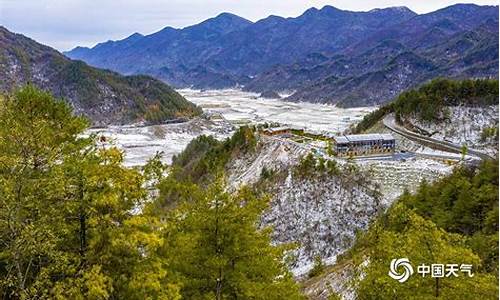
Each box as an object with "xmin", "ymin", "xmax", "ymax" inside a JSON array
[{"xmin": 308, "ymin": 255, "xmax": 325, "ymax": 278}]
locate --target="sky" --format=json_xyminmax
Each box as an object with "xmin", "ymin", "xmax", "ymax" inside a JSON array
[{"xmin": 1, "ymin": 0, "xmax": 498, "ymax": 51}]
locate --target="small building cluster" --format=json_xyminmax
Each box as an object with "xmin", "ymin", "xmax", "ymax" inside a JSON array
[
  {"xmin": 259, "ymin": 125, "xmax": 396, "ymax": 157},
  {"xmin": 203, "ymin": 112, "xmax": 225, "ymax": 122},
  {"xmin": 261, "ymin": 126, "xmax": 292, "ymax": 136},
  {"xmin": 331, "ymin": 133, "xmax": 396, "ymax": 157},
  {"xmin": 261, "ymin": 126, "xmax": 304, "ymax": 137}
]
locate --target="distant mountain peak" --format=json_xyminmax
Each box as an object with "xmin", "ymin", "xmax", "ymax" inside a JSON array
[
  {"xmin": 127, "ymin": 32, "xmax": 143, "ymax": 39},
  {"xmin": 301, "ymin": 5, "xmax": 343, "ymax": 17},
  {"xmin": 215, "ymin": 12, "xmax": 248, "ymax": 20},
  {"xmin": 303, "ymin": 7, "xmax": 319, "ymax": 14},
  {"xmin": 434, "ymin": 2, "xmax": 493, "ymax": 13},
  {"xmin": 64, "ymin": 3, "xmax": 498, "ymax": 108},
  {"xmin": 319, "ymin": 5, "xmax": 343, "ymax": 13},
  {"xmin": 266, "ymin": 14, "xmax": 285, "ymax": 20},
  {"xmin": 205, "ymin": 12, "xmax": 252, "ymax": 25},
  {"xmin": 184, "ymin": 11, "xmax": 252, "ymax": 35},
  {"xmin": 369, "ymin": 6, "xmax": 414, "ymax": 14},
  {"xmin": 70, "ymin": 45, "xmax": 89, "ymax": 51},
  {"xmin": 447, "ymin": 3, "xmax": 481, "ymax": 8}
]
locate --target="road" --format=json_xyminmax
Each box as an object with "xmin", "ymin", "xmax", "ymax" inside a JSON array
[{"xmin": 383, "ymin": 114, "xmax": 494, "ymax": 161}]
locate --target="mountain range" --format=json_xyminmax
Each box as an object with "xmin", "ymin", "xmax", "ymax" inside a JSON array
[
  {"xmin": 0, "ymin": 27, "xmax": 201, "ymax": 125},
  {"xmin": 66, "ymin": 4, "xmax": 499, "ymax": 107}
]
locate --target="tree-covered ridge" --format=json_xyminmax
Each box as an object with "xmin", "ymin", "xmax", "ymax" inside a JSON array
[
  {"xmin": 0, "ymin": 86, "xmax": 304, "ymax": 299},
  {"xmin": 353, "ymin": 78, "xmax": 499, "ymax": 133},
  {"xmin": 401, "ymin": 160, "xmax": 499, "ymax": 274},
  {"xmin": 51, "ymin": 60, "xmax": 202, "ymax": 123},
  {"xmin": 0, "ymin": 26, "xmax": 201, "ymax": 125},
  {"xmin": 392, "ymin": 78, "xmax": 498, "ymax": 122},
  {"xmin": 338, "ymin": 160, "xmax": 499, "ymax": 299},
  {"xmin": 146, "ymin": 127, "xmax": 305, "ymax": 299},
  {"xmin": 168, "ymin": 126, "xmax": 257, "ymax": 184}
]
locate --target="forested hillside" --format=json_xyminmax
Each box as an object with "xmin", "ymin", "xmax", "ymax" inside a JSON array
[
  {"xmin": 391, "ymin": 78, "xmax": 498, "ymax": 121},
  {"xmin": 0, "ymin": 86, "xmax": 303, "ymax": 299},
  {"xmin": 157, "ymin": 128, "xmax": 388, "ymax": 276},
  {"xmin": 310, "ymin": 159, "xmax": 498, "ymax": 299},
  {"xmin": 0, "ymin": 27, "xmax": 201, "ymax": 125},
  {"xmin": 352, "ymin": 78, "xmax": 499, "ymax": 156}
]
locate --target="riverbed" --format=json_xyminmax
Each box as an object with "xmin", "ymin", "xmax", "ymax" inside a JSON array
[
  {"xmin": 179, "ymin": 89, "xmax": 375, "ymax": 133},
  {"xmin": 88, "ymin": 89, "xmax": 377, "ymax": 166}
]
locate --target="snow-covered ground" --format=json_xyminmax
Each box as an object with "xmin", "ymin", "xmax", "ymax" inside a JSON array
[
  {"xmin": 86, "ymin": 118, "xmax": 232, "ymax": 167},
  {"xmin": 408, "ymin": 105, "xmax": 499, "ymax": 155},
  {"xmin": 226, "ymin": 136, "xmax": 379, "ymax": 276},
  {"xmin": 357, "ymin": 157, "xmax": 453, "ymax": 204},
  {"xmin": 364, "ymin": 120, "xmax": 478, "ymax": 161},
  {"xmin": 179, "ymin": 89, "xmax": 376, "ymax": 133},
  {"xmin": 87, "ymin": 89, "xmax": 377, "ymax": 166},
  {"xmin": 225, "ymin": 136, "xmax": 453, "ymax": 277},
  {"xmin": 86, "ymin": 89, "xmax": 458, "ymax": 284}
]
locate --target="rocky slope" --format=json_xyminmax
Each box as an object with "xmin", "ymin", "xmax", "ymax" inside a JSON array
[
  {"xmin": 352, "ymin": 79, "xmax": 499, "ymax": 156},
  {"xmin": 0, "ymin": 27, "xmax": 201, "ymax": 125},
  {"xmin": 66, "ymin": 4, "xmax": 498, "ymax": 106},
  {"xmin": 225, "ymin": 135, "xmax": 452, "ymax": 276},
  {"xmin": 406, "ymin": 105, "xmax": 499, "ymax": 156},
  {"xmin": 159, "ymin": 121, "xmax": 454, "ymax": 298},
  {"xmin": 225, "ymin": 136, "xmax": 381, "ymax": 276}
]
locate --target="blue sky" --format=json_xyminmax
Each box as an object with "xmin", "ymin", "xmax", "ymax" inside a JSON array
[{"xmin": 1, "ymin": 0, "xmax": 498, "ymax": 51}]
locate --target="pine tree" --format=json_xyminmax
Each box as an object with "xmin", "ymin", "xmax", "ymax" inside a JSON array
[
  {"xmin": 0, "ymin": 86, "xmax": 89, "ymax": 298},
  {"xmin": 161, "ymin": 177, "xmax": 304, "ymax": 299},
  {"xmin": 355, "ymin": 203, "xmax": 498, "ymax": 300},
  {"xmin": 0, "ymin": 86, "xmax": 180, "ymax": 299}
]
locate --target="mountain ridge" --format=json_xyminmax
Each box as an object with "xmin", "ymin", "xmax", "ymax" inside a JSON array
[
  {"xmin": 65, "ymin": 4, "xmax": 499, "ymax": 106},
  {"xmin": 0, "ymin": 26, "xmax": 201, "ymax": 125}
]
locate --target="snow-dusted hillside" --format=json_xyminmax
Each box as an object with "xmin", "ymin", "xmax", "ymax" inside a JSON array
[
  {"xmin": 86, "ymin": 117, "xmax": 233, "ymax": 166},
  {"xmin": 225, "ymin": 135, "xmax": 453, "ymax": 277},
  {"xmin": 407, "ymin": 105, "xmax": 499, "ymax": 155},
  {"xmin": 358, "ymin": 157, "xmax": 453, "ymax": 203},
  {"xmin": 226, "ymin": 136, "xmax": 380, "ymax": 276},
  {"xmin": 262, "ymin": 170, "xmax": 379, "ymax": 276},
  {"xmin": 226, "ymin": 135, "xmax": 309, "ymax": 188}
]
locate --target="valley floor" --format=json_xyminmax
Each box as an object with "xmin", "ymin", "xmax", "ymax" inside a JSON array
[{"xmin": 86, "ymin": 89, "xmax": 376, "ymax": 166}]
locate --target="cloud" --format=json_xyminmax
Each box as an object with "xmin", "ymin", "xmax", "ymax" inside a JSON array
[{"xmin": 1, "ymin": 0, "xmax": 497, "ymax": 51}]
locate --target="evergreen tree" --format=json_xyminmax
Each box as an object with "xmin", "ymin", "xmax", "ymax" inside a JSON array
[
  {"xmin": 355, "ymin": 203, "xmax": 498, "ymax": 300},
  {"xmin": 0, "ymin": 86, "xmax": 180, "ymax": 299},
  {"xmin": 161, "ymin": 177, "xmax": 304, "ymax": 299},
  {"xmin": 0, "ymin": 86, "xmax": 89, "ymax": 298}
]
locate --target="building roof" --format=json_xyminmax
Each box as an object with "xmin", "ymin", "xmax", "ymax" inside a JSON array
[
  {"xmin": 334, "ymin": 136, "xmax": 350, "ymax": 143},
  {"xmin": 333, "ymin": 133, "xmax": 395, "ymax": 143},
  {"xmin": 264, "ymin": 126, "xmax": 291, "ymax": 133},
  {"xmin": 379, "ymin": 133, "xmax": 395, "ymax": 140}
]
